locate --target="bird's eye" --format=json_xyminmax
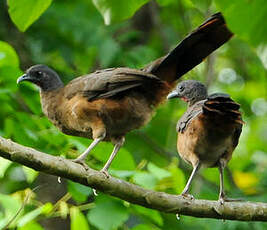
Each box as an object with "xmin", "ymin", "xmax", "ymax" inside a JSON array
[
  {"xmin": 36, "ymin": 71, "xmax": 43, "ymax": 77},
  {"xmin": 179, "ymin": 85, "xmax": 185, "ymax": 91}
]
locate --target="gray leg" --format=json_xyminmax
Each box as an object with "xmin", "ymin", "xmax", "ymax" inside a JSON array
[
  {"xmin": 181, "ymin": 162, "xmax": 201, "ymax": 195},
  {"xmin": 218, "ymin": 160, "xmax": 243, "ymax": 204},
  {"xmin": 92, "ymin": 137, "xmax": 124, "ymax": 196},
  {"xmin": 101, "ymin": 137, "xmax": 125, "ymax": 176},
  {"xmin": 73, "ymin": 134, "xmax": 105, "ymax": 163},
  {"xmin": 218, "ymin": 161, "xmax": 226, "ymax": 204}
]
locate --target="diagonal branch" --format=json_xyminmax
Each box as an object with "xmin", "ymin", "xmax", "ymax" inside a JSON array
[{"xmin": 0, "ymin": 136, "xmax": 267, "ymax": 222}]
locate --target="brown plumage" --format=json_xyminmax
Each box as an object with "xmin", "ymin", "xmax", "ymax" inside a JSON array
[
  {"xmin": 167, "ymin": 80, "xmax": 243, "ymax": 203},
  {"xmin": 17, "ymin": 13, "xmax": 233, "ymax": 175}
]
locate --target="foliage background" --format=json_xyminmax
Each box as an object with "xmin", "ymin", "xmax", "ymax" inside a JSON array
[{"xmin": 0, "ymin": 0, "xmax": 266, "ymax": 229}]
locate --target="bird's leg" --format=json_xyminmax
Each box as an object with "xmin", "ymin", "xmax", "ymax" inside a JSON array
[
  {"xmin": 181, "ymin": 161, "xmax": 200, "ymax": 199},
  {"xmin": 218, "ymin": 159, "xmax": 243, "ymax": 204},
  {"xmin": 73, "ymin": 133, "xmax": 106, "ymax": 167},
  {"xmin": 218, "ymin": 161, "xmax": 226, "ymax": 204},
  {"xmin": 91, "ymin": 137, "xmax": 125, "ymax": 196},
  {"xmin": 100, "ymin": 137, "xmax": 125, "ymax": 177}
]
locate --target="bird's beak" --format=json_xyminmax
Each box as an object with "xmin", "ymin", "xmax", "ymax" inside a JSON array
[
  {"xmin": 17, "ymin": 74, "xmax": 30, "ymax": 84},
  {"xmin": 167, "ymin": 91, "xmax": 179, "ymax": 100}
]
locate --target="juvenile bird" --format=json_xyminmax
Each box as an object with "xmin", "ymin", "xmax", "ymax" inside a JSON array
[
  {"xmin": 167, "ymin": 80, "xmax": 243, "ymax": 203},
  {"xmin": 17, "ymin": 13, "xmax": 233, "ymax": 176}
]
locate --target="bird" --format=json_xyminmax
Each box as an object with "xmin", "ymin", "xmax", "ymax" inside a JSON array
[
  {"xmin": 167, "ymin": 80, "xmax": 243, "ymax": 203},
  {"xmin": 17, "ymin": 13, "xmax": 233, "ymax": 176}
]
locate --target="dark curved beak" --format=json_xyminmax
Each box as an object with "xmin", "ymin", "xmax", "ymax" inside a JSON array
[
  {"xmin": 17, "ymin": 74, "xmax": 30, "ymax": 84},
  {"xmin": 167, "ymin": 90, "xmax": 180, "ymax": 100}
]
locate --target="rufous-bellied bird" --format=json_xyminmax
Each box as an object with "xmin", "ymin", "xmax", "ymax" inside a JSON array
[{"xmin": 167, "ymin": 80, "xmax": 243, "ymax": 203}]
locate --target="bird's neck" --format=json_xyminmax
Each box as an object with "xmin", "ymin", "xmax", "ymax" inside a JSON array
[
  {"xmin": 188, "ymin": 96, "xmax": 207, "ymax": 107},
  {"xmin": 188, "ymin": 99, "xmax": 206, "ymax": 109},
  {"xmin": 40, "ymin": 87, "xmax": 64, "ymax": 120},
  {"xmin": 188, "ymin": 100, "xmax": 197, "ymax": 108}
]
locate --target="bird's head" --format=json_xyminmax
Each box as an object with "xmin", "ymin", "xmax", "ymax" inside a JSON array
[
  {"xmin": 17, "ymin": 64, "xmax": 64, "ymax": 91},
  {"xmin": 167, "ymin": 80, "xmax": 207, "ymax": 106}
]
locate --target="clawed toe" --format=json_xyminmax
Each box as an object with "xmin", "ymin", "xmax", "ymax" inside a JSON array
[
  {"xmin": 72, "ymin": 159, "xmax": 90, "ymax": 171},
  {"xmin": 218, "ymin": 195, "xmax": 243, "ymax": 205},
  {"xmin": 219, "ymin": 197, "xmax": 225, "ymax": 205},
  {"xmin": 100, "ymin": 169, "xmax": 110, "ymax": 178},
  {"xmin": 181, "ymin": 193, "xmax": 195, "ymax": 200},
  {"xmin": 91, "ymin": 169, "xmax": 110, "ymax": 196}
]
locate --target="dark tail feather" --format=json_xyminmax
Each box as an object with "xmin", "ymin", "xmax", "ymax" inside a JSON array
[
  {"xmin": 143, "ymin": 12, "xmax": 233, "ymax": 83},
  {"xmin": 203, "ymin": 93, "xmax": 244, "ymax": 124}
]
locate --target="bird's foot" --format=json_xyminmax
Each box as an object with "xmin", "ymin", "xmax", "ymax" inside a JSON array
[
  {"xmin": 218, "ymin": 195, "xmax": 243, "ymax": 205},
  {"xmin": 181, "ymin": 193, "xmax": 195, "ymax": 200},
  {"xmin": 72, "ymin": 159, "xmax": 90, "ymax": 171},
  {"xmin": 91, "ymin": 168, "xmax": 109, "ymax": 196},
  {"xmin": 100, "ymin": 168, "xmax": 110, "ymax": 178}
]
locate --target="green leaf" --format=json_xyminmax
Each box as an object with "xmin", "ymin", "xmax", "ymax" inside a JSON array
[
  {"xmin": 98, "ymin": 38, "xmax": 120, "ymax": 67},
  {"xmin": 17, "ymin": 203, "xmax": 53, "ymax": 227},
  {"xmin": 214, "ymin": 0, "xmax": 267, "ymax": 46},
  {"xmin": 0, "ymin": 66, "xmax": 23, "ymax": 94},
  {"xmin": 92, "ymin": 0, "xmax": 149, "ymax": 25},
  {"xmin": 0, "ymin": 158, "xmax": 12, "ymax": 178},
  {"xmin": 191, "ymin": 0, "xmax": 211, "ymax": 12},
  {"xmin": 0, "ymin": 41, "xmax": 19, "ymax": 67},
  {"xmin": 168, "ymin": 158, "xmax": 186, "ymax": 194},
  {"xmin": 22, "ymin": 166, "xmax": 38, "ymax": 183},
  {"xmin": 68, "ymin": 181, "xmax": 92, "ymax": 203},
  {"xmin": 8, "ymin": 0, "xmax": 53, "ymax": 32},
  {"xmin": 18, "ymin": 221, "xmax": 44, "ymax": 230},
  {"xmin": 156, "ymin": 0, "xmax": 176, "ymax": 7},
  {"xmin": 92, "ymin": 143, "xmax": 136, "ymax": 170},
  {"xmin": 133, "ymin": 206, "xmax": 163, "ymax": 226},
  {"xmin": 132, "ymin": 172, "xmax": 157, "ymax": 189},
  {"xmin": 169, "ymin": 166, "xmax": 186, "ymax": 194},
  {"xmin": 109, "ymin": 170, "xmax": 135, "ymax": 179},
  {"xmin": 70, "ymin": 207, "xmax": 90, "ymax": 230},
  {"xmin": 87, "ymin": 196, "xmax": 129, "ymax": 230},
  {"xmin": 147, "ymin": 162, "xmax": 171, "ymax": 180},
  {"xmin": 131, "ymin": 224, "xmax": 158, "ymax": 230},
  {"xmin": 0, "ymin": 193, "xmax": 21, "ymax": 218},
  {"xmin": 257, "ymin": 45, "xmax": 267, "ymax": 69}
]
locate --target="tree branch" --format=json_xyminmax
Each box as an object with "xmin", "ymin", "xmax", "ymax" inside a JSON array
[{"xmin": 0, "ymin": 136, "xmax": 267, "ymax": 222}]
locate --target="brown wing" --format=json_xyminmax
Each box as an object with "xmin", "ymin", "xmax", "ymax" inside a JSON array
[
  {"xmin": 178, "ymin": 93, "xmax": 243, "ymax": 148},
  {"xmin": 63, "ymin": 67, "xmax": 162, "ymax": 101},
  {"xmin": 203, "ymin": 93, "xmax": 243, "ymax": 124},
  {"xmin": 203, "ymin": 93, "xmax": 243, "ymax": 148},
  {"xmin": 143, "ymin": 12, "xmax": 233, "ymax": 83}
]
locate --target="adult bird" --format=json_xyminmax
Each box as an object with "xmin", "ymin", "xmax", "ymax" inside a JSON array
[
  {"xmin": 167, "ymin": 80, "xmax": 243, "ymax": 203},
  {"xmin": 17, "ymin": 13, "xmax": 233, "ymax": 176}
]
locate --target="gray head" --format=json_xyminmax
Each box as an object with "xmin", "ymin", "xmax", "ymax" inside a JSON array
[
  {"xmin": 167, "ymin": 80, "xmax": 207, "ymax": 106},
  {"xmin": 17, "ymin": 64, "xmax": 64, "ymax": 91}
]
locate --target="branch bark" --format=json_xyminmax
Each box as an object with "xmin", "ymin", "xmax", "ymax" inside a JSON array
[{"xmin": 0, "ymin": 136, "xmax": 267, "ymax": 222}]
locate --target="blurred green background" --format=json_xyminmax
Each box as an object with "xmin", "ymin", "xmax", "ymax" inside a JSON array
[{"xmin": 0, "ymin": 0, "xmax": 266, "ymax": 229}]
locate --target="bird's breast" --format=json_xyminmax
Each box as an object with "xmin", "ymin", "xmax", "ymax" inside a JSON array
[{"xmin": 177, "ymin": 115, "xmax": 235, "ymax": 167}]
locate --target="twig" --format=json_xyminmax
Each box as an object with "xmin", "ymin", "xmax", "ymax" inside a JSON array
[{"xmin": 2, "ymin": 185, "xmax": 44, "ymax": 230}]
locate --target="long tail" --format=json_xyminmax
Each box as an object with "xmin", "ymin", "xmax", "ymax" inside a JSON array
[{"xmin": 143, "ymin": 12, "xmax": 233, "ymax": 83}]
